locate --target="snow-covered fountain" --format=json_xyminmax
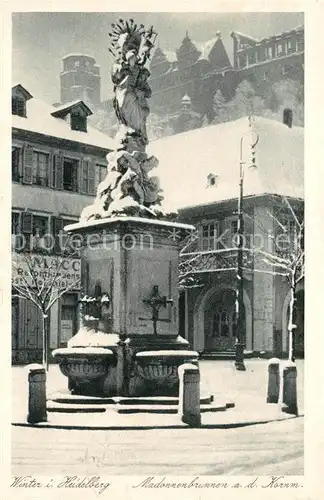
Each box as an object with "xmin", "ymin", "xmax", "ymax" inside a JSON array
[{"xmin": 53, "ymin": 19, "xmax": 199, "ymax": 397}]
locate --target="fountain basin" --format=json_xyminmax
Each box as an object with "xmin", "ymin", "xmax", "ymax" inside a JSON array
[
  {"xmin": 53, "ymin": 347, "xmax": 115, "ymax": 395},
  {"xmin": 134, "ymin": 350, "xmax": 199, "ymax": 392}
]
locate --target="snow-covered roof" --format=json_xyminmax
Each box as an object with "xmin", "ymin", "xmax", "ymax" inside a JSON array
[
  {"xmin": 51, "ymin": 100, "xmax": 93, "ymax": 117},
  {"xmin": 12, "ymin": 84, "xmax": 33, "ymax": 100},
  {"xmin": 148, "ymin": 116, "xmax": 304, "ymax": 213},
  {"xmin": 161, "ymin": 35, "xmax": 234, "ymax": 67},
  {"xmin": 12, "ymin": 87, "xmax": 116, "ymax": 151}
]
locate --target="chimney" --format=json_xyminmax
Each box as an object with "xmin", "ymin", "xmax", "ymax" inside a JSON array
[{"xmin": 283, "ymin": 108, "xmax": 293, "ymax": 128}]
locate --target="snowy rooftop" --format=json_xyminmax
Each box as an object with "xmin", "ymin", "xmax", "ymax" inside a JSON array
[
  {"xmin": 148, "ymin": 116, "xmax": 304, "ymax": 213},
  {"xmin": 12, "ymin": 87, "xmax": 116, "ymax": 151},
  {"xmin": 50, "ymin": 100, "xmax": 93, "ymax": 117},
  {"xmin": 163, "ymin": 35, "xmax": 234, "ymax": 67}
]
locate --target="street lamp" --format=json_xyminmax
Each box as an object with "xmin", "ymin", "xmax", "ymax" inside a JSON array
[{"xmin": 235, "ymin": 120, "xmax": 259, "ymax": 371}]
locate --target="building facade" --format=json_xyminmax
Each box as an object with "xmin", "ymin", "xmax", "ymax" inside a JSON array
[
  {"xmin": 148, "ymin": 26, "xmax": 304, "ymax": 119},
  {"xmin": 12, "ymin": 84, "xmax": 114, "ymax": 364},
  {"xmin": 149, "ymin": 114, "xmax": 304, "ymax": 358}
]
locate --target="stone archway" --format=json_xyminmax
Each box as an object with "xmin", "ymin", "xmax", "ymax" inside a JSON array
[
  {"xmin": 193, "ymin": 284, "xmax": 252, "ymax": 352},
  {"xmin": 282, "ymin": 285, "xmax": 304, "ymax": 357}
]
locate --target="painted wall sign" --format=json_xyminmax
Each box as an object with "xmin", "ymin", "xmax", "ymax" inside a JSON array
[{"xmin": 12, "ymin": 253, "xmax": 81, "ymax": 290}]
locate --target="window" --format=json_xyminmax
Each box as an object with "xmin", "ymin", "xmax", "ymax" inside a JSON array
[
  {"xmin": 32, "ymin": 151, "xmax": 49, "ymax": 186},
  {"xmin": 71, "ymin": 112, "xmax": 87, "ymax": 132},
  {"xmin": 277, "ymin": 44, "xmax": 283, "ymax": 56},
  {"xmin": 20, "ymin": 212, "xmax": 49, "ymax": 251},
  {"xmin": 276, "ymin": 215, "xmax": 303, "ymax": 254},
  {"xmin": 207, "ymin": 173, "xmax": 218, "ymax": 188},
  {"xmin": 31, "ymin": 215, "xmax": 49, "ymax": 251},
  {"xmin": 51, "ymin": 217, "xmax": 79, "ymax": 255},
  {"xmin": 12, "ymin": 96, "xmax": 26, "ymax": 117},
  {"xmin": 12, "ymin": 147, "xmax": 21, "ymax": 182},
  {"xmin": 199, "ymin": 221, "xmax": 220, "ymax": 251},
  {"xmin": 63, "ymin": 158, "xmax": 78, "ymax": 192},
  {"xmin": 247, "ymin": 50, "xmax": 256, "ymax": 65},
  {"xmin": 212, "ymin": 308, "xmax": 232, "ymax": 337},
  {"xmin": 231, "ymin": 220, "xmax": 238, "ymax": 233},
  {"xmin": 262, "ymin": 70, "xmax": 269, "ymax": 81},
  {"xmin": 266, "ymin": 46, "xmax": 273, "ymax": 59},
  {"xmin": 296, "ymin": 37, "xmax": 304, "ymax": 52},
  {"xmin": 95, "ymin": 164, "xmax": 107, "ymax": 190}
]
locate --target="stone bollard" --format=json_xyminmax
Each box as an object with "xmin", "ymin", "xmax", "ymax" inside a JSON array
[
  {"xmin": 26, "ymin": 364, "xmax": 47, "ymax": 424},
  {"xmin": 267, "ymin": 358, "xmax": 280, "ymax": 403},
  {"xmin": 281, "ymin": 361, "xmax": 298, "ymax": 416},
  {"xmin": 178, "ymin": 363, "xmax": 201, "ymax": 427}
]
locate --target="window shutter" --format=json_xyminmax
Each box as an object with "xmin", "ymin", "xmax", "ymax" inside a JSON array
[
  {"xmin": 22, "ymin": 145, "xmax": 33, "ymax": 184},
  {"xmin": 88, "ymin": 160, "xmax": 96, "ymax": 195},
  {"xmin": 21, "ymin": 212, "xmax": 33, "ymax": 233},
  {"xmin": 51, "ymin": 216, "xmax": 64, "ymax": 253},
  {"xmin": 80, "ymin": 159, "xmax": 89, "ymax": 194},
  {"xmin": 53, "ymin": 153, "xmax": 63, "ymax": 190}
]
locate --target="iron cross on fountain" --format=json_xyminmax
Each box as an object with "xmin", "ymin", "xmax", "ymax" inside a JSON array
[{"xmin": 140, "ymin": 285, "xmax": 173, "ymax": 335}]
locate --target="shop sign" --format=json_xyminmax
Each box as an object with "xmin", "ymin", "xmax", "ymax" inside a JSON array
[{"xmin": 12, "ymin": 253, "xmax": 81, "ymax": 290}]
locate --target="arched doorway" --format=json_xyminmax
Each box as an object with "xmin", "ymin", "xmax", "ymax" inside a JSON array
[
  {"xmin": 282, "ymin": 287, "xmax": 304, "ymax": 358},
  {"xmin": 204, "ymin": 289, "xmax": 245, "ymax": 352},
  {"xmin": 194, "ymin": 285, "xmax": 252, "ymax": 352}
]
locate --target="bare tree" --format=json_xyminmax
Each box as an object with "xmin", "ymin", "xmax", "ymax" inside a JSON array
[
  {"xmin": 12, "ymin": 237, "xmax": 81, "ymax": 370},
  {"xmin": 179, "ymin": 196, "xmax": 304, "ymax": 361}
]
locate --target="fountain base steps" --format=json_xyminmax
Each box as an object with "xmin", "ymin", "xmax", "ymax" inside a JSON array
[{"xmin": 47, "ymin": 393, "xmax": 235, "ymax": 414}]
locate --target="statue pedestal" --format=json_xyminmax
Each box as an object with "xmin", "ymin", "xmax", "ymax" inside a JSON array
[{"xmin": 53, "ymin": 217, "xmax": 198, "ymax": 396}]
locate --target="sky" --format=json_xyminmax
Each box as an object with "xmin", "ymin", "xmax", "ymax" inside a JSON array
[{"xmin": 12, "ymin": 12, "xmax": 304, "ymax": 105}]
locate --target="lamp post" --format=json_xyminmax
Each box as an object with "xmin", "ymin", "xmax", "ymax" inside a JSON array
[{"xmin": 235, "ymin": 121, "xmax": 259, "ymax": 371}]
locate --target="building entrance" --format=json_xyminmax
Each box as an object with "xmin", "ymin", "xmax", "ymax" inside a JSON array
[{"xmin": 204, "ymin": 289, "xmax": 245, "ymax": 352}]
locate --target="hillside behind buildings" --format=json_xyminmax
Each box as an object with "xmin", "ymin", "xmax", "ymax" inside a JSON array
[{"xmin": 89, "ymin": 76, "xmax": 304, "ymax": 141}]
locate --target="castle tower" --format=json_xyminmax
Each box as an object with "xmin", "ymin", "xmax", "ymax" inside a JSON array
[
  {"xmin": 176, "ymin": 31, "xmax": 201, "ymax": 69},
  {"xmin": 60, "ymin": 54, "xmax": 101, "ymax": 107}
]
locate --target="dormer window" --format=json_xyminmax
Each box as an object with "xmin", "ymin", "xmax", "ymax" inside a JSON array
[
  {"xmin": 207, "ymin": 173, "xmax": 218, "ymax": 187},
  {"xmin": 71, "ymin": 111, "xmax": 87, "ymax": 132},
  {"xmin": 12, "ymin": 96, "xmax": 26, "ymax": 117},
  {"xmin": 51, "ymin": 100, "xmax": 92, "ymax": 133},
  {"xmin": 11, "ymin": 84, "xmax": 33, "ymax": 118}
]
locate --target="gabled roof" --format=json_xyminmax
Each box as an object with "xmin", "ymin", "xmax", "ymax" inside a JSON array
[
  {"xmin": 208, "ymin": 35, "xmax": 232, "ymax": 70},
  {"xmin": 12, "ymin": 84, "xmax": 33, "ymax": 100},
  {"xmin": 51, "ymin": 100, "xmax": 93, "ymax": 118},
  {"xmin": 12, "ymin": 85, "xmax": 116, "ymax": 151},
  {"xmin": 158, "ymin": 35, "xmax": 234, "ymax": 68},
  {"xmin": 148, "ymin": 116, "xmax": 304, "ymax": 213}
]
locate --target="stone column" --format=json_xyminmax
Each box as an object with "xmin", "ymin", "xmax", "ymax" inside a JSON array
[
  {"xmin": 178, "ymin": 363, "xmax": 201, "ymax": 427},
  {"xmin": 26, "ymin": 364, "xmax": 47, "ymax": 424}
]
